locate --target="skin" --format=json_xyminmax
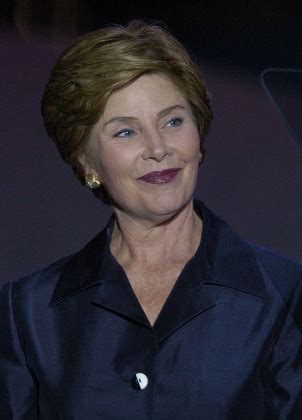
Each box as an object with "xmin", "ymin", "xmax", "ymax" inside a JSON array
[{"xmin": 79, "ymin": 73, "xmax": 203, "ymax": 302}]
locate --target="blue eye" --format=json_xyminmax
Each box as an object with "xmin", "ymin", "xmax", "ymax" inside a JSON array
[
  {"xmin": 113, "ymin": 129, "xmax": 135, "ymax": 138},
  {"xmin": 166, "ymin": 117, "xmax": 183, "ymax": 128}
]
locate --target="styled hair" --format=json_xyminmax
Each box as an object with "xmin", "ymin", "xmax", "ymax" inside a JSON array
[{"xmin": 41, "ymin": 20, "xmax": 213, "ymax": 199}]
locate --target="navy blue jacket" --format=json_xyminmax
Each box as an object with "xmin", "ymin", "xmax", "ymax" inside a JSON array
[{"xmin": 1, "ymin": 200, "xmax": 302, "ymax": 419}]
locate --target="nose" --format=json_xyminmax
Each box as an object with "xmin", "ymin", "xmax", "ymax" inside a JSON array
[{"xmin": 141, "ymin": 128, "xmax": 172, "ymax": 162}]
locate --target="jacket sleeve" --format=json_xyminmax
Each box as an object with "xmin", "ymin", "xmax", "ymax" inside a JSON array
[
  {"xmin": 0, "ymin": 281, "xmax": 39, "ymax": 419},
  {"xmin": 263, "ymin": 275, "xmax": 302, "ymax": 418}
]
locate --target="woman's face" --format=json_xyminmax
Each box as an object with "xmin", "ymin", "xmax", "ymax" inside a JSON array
[{"xmin": 80, "ymin": 73, "xmax": 201, "ymax": 222}]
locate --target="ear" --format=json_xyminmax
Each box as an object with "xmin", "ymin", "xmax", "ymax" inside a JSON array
[{"xmin": 77, "ymin": 153, "xmax": 95, "ymax": 178}]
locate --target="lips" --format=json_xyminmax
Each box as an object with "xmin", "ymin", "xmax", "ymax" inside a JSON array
[{"xmin": 137, "ymin": 168, "xmax": 181, "ymax": 184}]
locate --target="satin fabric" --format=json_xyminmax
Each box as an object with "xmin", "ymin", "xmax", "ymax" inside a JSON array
[{"xmin": 1, "ymin": 200, "xmax": 302, "ymax": 419}]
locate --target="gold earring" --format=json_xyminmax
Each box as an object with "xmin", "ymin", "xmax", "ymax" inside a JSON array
[
  {"xmin": 199, "ymin": 151, "xmax": 203, "ymax": 163},
  {"xmin": 85, "ymin": 174, "xmax": 102, "ymax": 189}
]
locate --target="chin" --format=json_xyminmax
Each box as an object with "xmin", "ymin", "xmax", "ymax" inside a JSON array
[{"xmin": 144, "ymin": 193, "xmax": 192, "ymax": 218}]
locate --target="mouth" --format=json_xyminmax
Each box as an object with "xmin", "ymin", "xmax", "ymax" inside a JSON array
[{"xmin": 137, "ymin": 168, "xmax": 182, "ymax": 184}]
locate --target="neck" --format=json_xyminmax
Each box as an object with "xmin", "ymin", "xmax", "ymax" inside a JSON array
[{"xmin": 110, "ymin": 200, "xmax": 203, "ymax": 266}]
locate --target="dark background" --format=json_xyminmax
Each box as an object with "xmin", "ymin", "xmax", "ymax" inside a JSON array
[{"xmin": 1, "ymin": 1, "xmax": 301, "ymax": 285}]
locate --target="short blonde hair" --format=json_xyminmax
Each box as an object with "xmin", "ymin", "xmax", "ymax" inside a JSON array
[{"xmin": 41, "ymin": 20, "xmax": 213, "ymax": 191}]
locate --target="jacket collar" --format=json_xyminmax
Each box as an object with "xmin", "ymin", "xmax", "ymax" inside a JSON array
[
  {"xmin": 49, "ymin": 200, "xmax": 267, "ymax": 311},
  {"xmin": 49, "ymin": 216, "xmax": 114, "ymax": 306}
]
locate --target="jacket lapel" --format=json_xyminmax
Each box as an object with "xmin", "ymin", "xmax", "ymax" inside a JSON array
[
  {"xmin": 90, "ymin": 252, "xmax": 150, "ymax": 326},
  {"xmin": 49, "ymin": 219, "xmax": 112, "ymax": 307}
]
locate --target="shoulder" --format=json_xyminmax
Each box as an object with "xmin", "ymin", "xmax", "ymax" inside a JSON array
[
  {"xmin": 247, "ymin": 241, "xmax": 302, "ymax": 302},
  {"xmin": 0, "ymin": 221, "xmax": 110, "ymax": 306},
  {"xmin": 0, "ymin": 255, "xmax": 74, "ymax": 306},
  {"xmin": 1, "ymin": 220, "xmax": 111, "ymax": 309},
  {"xmin": 198, "ymin": 200, "xmax": 302, "ymax": 306},
  {"xmin": 249, "ymin": 241, "xmax": 302, "ymax": 275}
]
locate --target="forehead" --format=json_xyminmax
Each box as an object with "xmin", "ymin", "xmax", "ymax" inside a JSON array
[{"xmin": 102, "ymin": 73, "xmax": 187, "ymax": 119}]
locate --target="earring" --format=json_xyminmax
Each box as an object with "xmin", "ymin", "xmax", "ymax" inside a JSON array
[
  {"xmin": 199, "ymin": 151, "xmax": 203, "ymax": 163},
  {"xmin": 85, "ymin": 173, "xmax": 102, "ymax": 189}
]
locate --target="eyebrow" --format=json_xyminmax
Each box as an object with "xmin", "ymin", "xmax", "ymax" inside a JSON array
[{"xmin": 103, "ymin": 104, "xmax": 187, "ymax": 128}]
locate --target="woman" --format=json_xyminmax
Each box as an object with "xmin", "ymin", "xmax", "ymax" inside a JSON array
[{"xmin": 1, "ymin": 20, "xmax": 301, "ymax": 419}]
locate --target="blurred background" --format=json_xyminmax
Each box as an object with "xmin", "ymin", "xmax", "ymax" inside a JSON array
[{"xmin": 1, "ymin": 1, "xmax": 301, "ymax": 285}]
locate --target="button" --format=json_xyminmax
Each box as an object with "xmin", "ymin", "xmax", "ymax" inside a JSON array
[{"xmin": 131, "ymin": 372, "xmax": 148, "ymax": 390}]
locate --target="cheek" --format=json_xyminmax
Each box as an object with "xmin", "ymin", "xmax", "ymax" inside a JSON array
[
  {"xmin": 177, "ymin": 127, "xmax": 200, "ymax": 159},
  {"xmin": 98, "ymin": 146, "xmax": 135, "ymax": 183}
]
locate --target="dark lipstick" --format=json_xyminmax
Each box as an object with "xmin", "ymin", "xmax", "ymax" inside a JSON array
[{"xmin": 137, "ymin": 168, "xmax": 181, "ymax": 184}]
